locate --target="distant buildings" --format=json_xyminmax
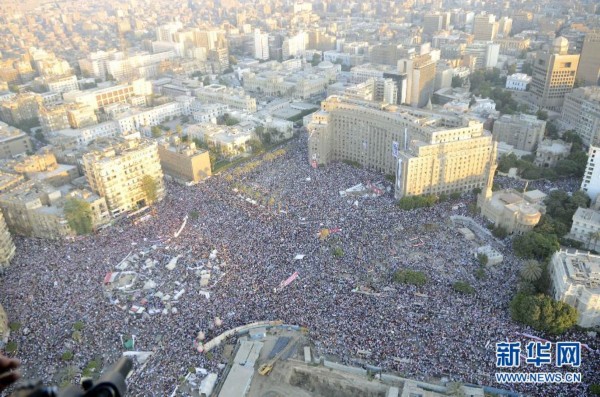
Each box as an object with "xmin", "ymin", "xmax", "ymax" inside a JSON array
[
  {"xmin": 577, "ymin": 32, "xmax": 600, "ymax": 86},
  {"xmin": 307, "ymin": 96, "xmax": 497, "ymax": 199},
  {"xmin": 0, "ymin": 93, "xmax": 42, "ymax": 126},
  {"xmin": 561, "ymin": 86, "xmax": 600, "ymax": 147},
  {"xmin": 82, "ymin": 138, "xmax": 164, "ymax": 215},
  {"xmin": 0, "ymin": 122, "xmax": 33, "ymax": 159},
  {"xmin": 478, "ymin": 189, "xmax": 546, "ymax": 234},
  {"xmin": 185, "ymin": 122, "xmax": 255, "ymax": 158},
  {"xmin": 492, "ymin": 114, "xmax": 545, "ymax": 152},
  {"xmin": 63, "ymin": 79, "xmax": 152, "ymax": 111},
  {"xmin": 254, "ymin": 29, "xmax": 270, "ymax": 61},
  {"xmin": 398, "ymin": 54, "xmax": 436, "ymax": 108},
  {"xmin": 581, "ymin": 146, "xmax": 600, "ymax": 202},
  {"xmin": 195, "ymin": 84, "xmax": 257, "ymax": 113},
  {"xmin": 473, "ymin": 14, "xmax": 498, "ymax": 42},
  {"xmin": 530, "ymin": 37, "xmax": 580, "ymax": 112},
  {"xmin": 505, "ymin": 73, "xmax": 531, "ymax": 91},
  {"xmin": 550, "ymin": 250, "xmax": 600, "ymax": 328}
]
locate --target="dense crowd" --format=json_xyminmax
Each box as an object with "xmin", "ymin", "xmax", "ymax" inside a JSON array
[{"xmin": 1, "ymin": 135, "xmax": 598, "ymax": 397}]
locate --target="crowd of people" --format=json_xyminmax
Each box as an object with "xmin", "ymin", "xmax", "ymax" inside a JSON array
[{"xmin": 0, "ymin": 135, "xmax": 598, "ymax": 397}]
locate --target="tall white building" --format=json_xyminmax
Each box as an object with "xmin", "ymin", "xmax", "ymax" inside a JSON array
[
  {"xmin": 254, "ymin": 30, "xmax": 270, "ymax": 60},
  {"xmin": 282, "ymin": 32, "xmax": 307, "ymax": 59},
  {"xmin": 582, "ymin": 146, "xmax": 600, "ymax": 203}
]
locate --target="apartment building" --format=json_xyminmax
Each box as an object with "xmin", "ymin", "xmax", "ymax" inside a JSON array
[
  {"xmin": 492, "ymin": 114, "xmax": 545, "ymax": 152},
  {"xmin": 0, "ymin": 122, "xmax": 33, "ymax": 159},
  {"xmin": 307, "ymin": 96, "xmax": 497, "ymax": 199},
  {"xmin": 82, "ymin": 138, "xmax": 164, "ymax": 215},
  {"xmin": 63, "ymin": 79, "xmax": 152, "ymax": 111},
  {"xmin": 158, "ymin": 138, "xmax": 212, "ymax": 183},
  {"xmin": 561, "ymin": 86, "xmax": 600, "ymax": 146},
  {"xmin": 0, "ymin": 211, "xmax": 15, "ymax": 272}
]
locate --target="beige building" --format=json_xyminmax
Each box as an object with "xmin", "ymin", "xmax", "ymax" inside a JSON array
[
  {"xmin": 0, "ymin": 93, "xmax": 42, "ymax": 126},
  {"xmin": 39, "ymin": 104, "xmax": 70, "ymax": 133},
  {"xmin": 82, "ymin": 138, "xmax": 165, "ymax": 215},
  {"xmin": 158, "ymin": 138, "xmax": 212, "ymax": 183},
  {"xmin": 530, "ymin": 37, "xmax": 580, "ymax": 112},
  {"xmin": 560, "ymin": 86, "xmax": 600, "ymax": 147},
  {"xmin": 195, "ymin": 84, "xmax": 257, "ymax": 113},
  {"xmin": 494, "ymin": 37, "xmax": 530, "ymax": 56},
  {"xmin": 535, "ymin": 139, "xmax": 572, "ymax": 168},
  {"xmin": 0, "ymin": 180, "xmax": 109, "ymax": 239},
  {"xmin": 478, "ymin": 188, "xmax": 545, "ymax": 234},
  {"xmin": 473, "ymin": 14, "xmax": 498, "ymax": 41},
  {"xmin": 492, "ymin": 114, "xmax": 546, "ymax": 152},
  {"xmin": 0, "ymin": 211, "xmax": 16, "ymax": 272},
  {"xmin": 0, "ymin": 122, "xmax": 33, "ymax": 159},
  {"xmin": 0, "ymin": 303, "xmax": 8, "ymax": 347},
  {"xmin": 398, "ymin": 54, "xmax": 436, "ymax": 108},
  {"xmin": 577, "ymin": 32, "xmax": 600, "ymax": 86},
  {"xmin": 67, "ymin": 103, "xmax": 98, "ymax": 128},
  {"xmin": 550, "ymin": 250, "xmax": 600, "ymax": 328},
  {"xmin": 308, "ymin": 96, "xmax": 497, "ymax": 199},
  {"xmin": 12, "ymin": 152, "xmax": 79, "ymax": 187},
  {"xmin": 185, "ymin": 122, "xmax": 256, "ymax": 159}
]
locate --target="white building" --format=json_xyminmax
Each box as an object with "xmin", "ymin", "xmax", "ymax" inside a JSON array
[
  {"xmin": 506, "ymin": 73, "xmax": 531, "ymax": 91},
  {"xmin": 550, "ymin": 250, "xmax": 600, "ymax": 328},
  {"xmin": 282, "ymin": 32, "xmax": 308, "ymax": 58},
  {"xmin": 195, "ymin": 84, "xmax": 257, "ymax": 113},
  {"xmin": 582, "ymin": 146, "xmax": 600, "ymax": 203},
  {"xmin": 254, "ymin": 29, "xmax": 270, "ymax": 61},
  {"xmin": 568, "ymin": 207, "xmax": 600, "ymax": 251},
  {"xmin": 47, "ymin": 75, "xmax": 79, "ymax": 94},
  {"xmin": 192, "ymin": 103, "xmax": 229, "ymax": 124}
]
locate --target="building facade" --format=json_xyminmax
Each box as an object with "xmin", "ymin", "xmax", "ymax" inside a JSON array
[
  {"xmin": 478, "ymin": 189, "xmax": 545, "ymax": 234},
  {"xmin": 581, "ymin": 146, "xmax": 600, "ymax": 202},
  {"xmin": 307, "ymin": 96, "xmax": 497, "ymax": 199},
  {"xmin": 158, "ymin": 139, "xmax": 212, "ymax": 183},
  {"xmin": 0, "ymin": 211, "xmax": 15, "ymax": 273},
  {"xmin": 561, "ymin": 86, "xmax": 600, "ymax": 147},
  {"xmin": 550, "ymin": 250, "xmax": 600, "ymax": 328},
  {"xmin": 82, "ymin": 138, "xmax": 165, "ymax": 215},
  {"xmin": 505, "ymin": 73, "xmax": 531, "ymax": 91},
  {"xmin": 577, "ymin": 32, "xmax": 600, "ymax": 86},
  {"xmin": 0, "ymin": 122, "xmax": 33, "ymax": 159},
  {"xmin": 492, "ymin": 114, "xmax": 545, "ymax": 152},
  {"xmin": 568, "ymin": 208, "xmax": 600, "ymax": 251},
  {"xmin": 530, "ymin": 37, "xmax": 580, "ymax": 112}
]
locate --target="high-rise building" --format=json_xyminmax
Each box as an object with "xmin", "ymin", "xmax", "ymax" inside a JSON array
[
  {"xmin": 39, "ymin": 104, "xmax": 70, "ymax": 133},
  {"xmin": 577, "ymin": 32, "xmax": 600, "ymax": 86},
  {"xmin": 0, "ymin": 122, "xmax": 33, "ymax": 159},
  {"xmin": 530, "ymin": 37, "xmax": 580, "ymax": 112},
  {"xmin": 498, "ymin": 17, "xmax": 512, "ymax": 37},
  {"xmin": 582, "ymin": 146, "xmax": 600, "ymax": 202},
  {"xmin": 398, "ymin": 54, "xmax": 436, "ymax": 108},
  {"xmin": 473, "ymin": 14, "xmax": 498, "ymax": 41},
  {"xmin": 561, "ymin": 86, "xmax": 600, "ymax": 147},
  {"xmin": 307, "ymin": 96, "xmax": 497, "ymax": 199},
  {"xmin": 82, "ymin": 138, "xmax": 165, "ymax": 215},
  {"xmin": 0, "ymin": 93, "xmax": 42, "ymax": 126},
  {"xmin": 254, "ymin": 29, "xmax": 270, "ymax": 60},
  {"xmin": 423, "ymin": 14, "xmax": 444, "ymax": 36}
]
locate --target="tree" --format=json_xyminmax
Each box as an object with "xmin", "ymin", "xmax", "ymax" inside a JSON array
[
  {"xmin": 520, "ymin": 260, "xmax": 543, "ymax": 282},
  {"xmin": 536, "ymin": 109, "xmax": 549, "ymax": 120},
  {"xmin": 248, "ymin": 139, "xmax": 264, "ymax": 153},
  {"xmin": 311, "ymin": 53, "xmax": 321, "ymax": 66},
  {"xmin": 452, "ymin": 281, "xmax": 475, "ymax": 294},
  {"xmin": 64, "ymin": 198, "xmax": 93, "ymax": 235},
  {"xmin": 393, "ymin": 269, "xmax": 427, "ymax": 286},
  {"xmin": 513, "ymin": 231, "xmax": 560, "ymax": 260},
  {"xmin": 590, "ymin": 384, "xmax": 600, "ymax": 396},
  {"xmin": 510, "ymin": 293, "xmax": 578, "ymax": 334},
  {"xmin": 151, "ymin": 126, "xmax": 162, "ymax": 138},
  {"xmin": 203, "ymin": 76, "xmax": 210, "ymax": 86},
  {"xmin": 451, "ymin": 76, "xmax": 463, "ymax": 88},
  {"xmin": 545, "ymin": 121, "xmax": 559, "ymax": 139},
  {"xmin": 141, "ymin": 175, "xmax": 158, "ymax": 204},
  {"xmin": 477, "ymin": 253, "xmax": 488, "ymax": 266},
  {"xmin": 492, "ymin": 225, "xmax": 508, "ymax": 239}
]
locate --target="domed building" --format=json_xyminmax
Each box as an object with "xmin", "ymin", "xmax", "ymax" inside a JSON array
[{"xmin": 478, "ymin": 187, "xmax": 546, "ymax": 234}]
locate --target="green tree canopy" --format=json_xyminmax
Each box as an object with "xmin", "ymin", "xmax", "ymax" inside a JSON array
[
  {"xmin": 513, "ymin": 231, "xmax": 560, "ymax": 260},
  {"xmin": 393, "ymin": 269, "xmax": 427, "ymax": 286},
  {"xmin": 510, "ymin": 293, "xmax": 578, "ymax": 334},
  {"xmin": 64, "ymin": 198, "xmax": 93, "ymax": 235},
  {"xmin": 141, "ymin": 175, "xmax": 158, "ymax": 204}
]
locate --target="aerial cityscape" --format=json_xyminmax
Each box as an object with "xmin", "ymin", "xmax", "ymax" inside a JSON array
[{"xmin": 0, "ymin": 0, "xmax": 599, "ymax": 396}]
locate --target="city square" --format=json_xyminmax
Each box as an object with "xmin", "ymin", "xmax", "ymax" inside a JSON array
[{"xmin": 1, "ymin": 135, "xmax": 598, "ymax": 396}]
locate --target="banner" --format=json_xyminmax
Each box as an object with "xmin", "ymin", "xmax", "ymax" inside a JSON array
[
  {"xmin": 392, "ymin": 141, "xmax": 399, "ymax": 158},
  {"xmin": 279, "ymin": 271, "xmax": 299, "ymax": 289}
]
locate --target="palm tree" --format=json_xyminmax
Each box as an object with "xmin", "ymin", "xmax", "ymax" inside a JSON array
[{"xmin": 520, "ymin": 259, "xmax": 543, "ymax": 282}]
